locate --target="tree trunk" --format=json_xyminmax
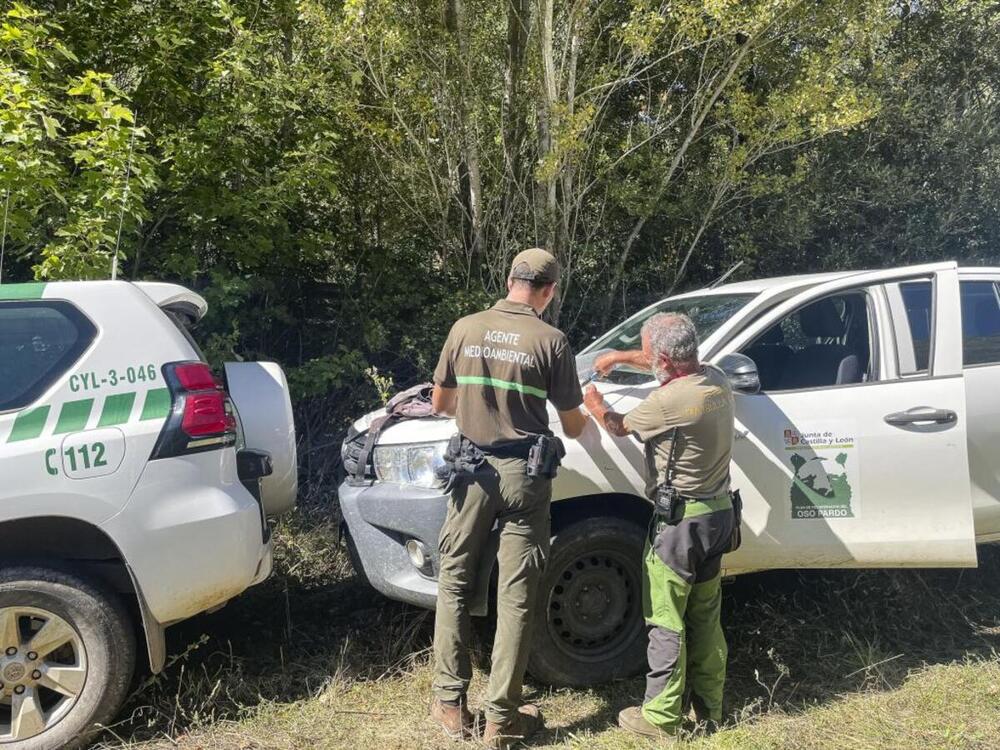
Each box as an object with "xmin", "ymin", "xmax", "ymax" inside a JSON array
[
  {"xmin": 537, "ymin": 0, "xmax": 558, "ymax": 247},
  {"xmin": 667, "ymin": 181, "xmax": 727, "ymax": 295},
  {"xmin": 446, "ymin": 0, "xmax": 485, "ymax": 280},
  {"xmin": 550, "ymin": 24, "xmax": 580, "ymax": 325},
  {"xmin": 501, "ymin": 0, "xmax": 532, "ymax": 269}
]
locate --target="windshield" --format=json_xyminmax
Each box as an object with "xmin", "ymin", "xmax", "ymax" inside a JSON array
[{"xmin": 578, "ymin": 293, "xmax": 756, "ymax": 385}]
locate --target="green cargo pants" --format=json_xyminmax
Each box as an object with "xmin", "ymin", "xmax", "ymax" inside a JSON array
[
  {"xmin": 642, "ymin": 494, "xmax": 734, "ymax": 731},
  {"xmin": 432, "ymin": 455, "xmax": 551, "ymax": 724}
]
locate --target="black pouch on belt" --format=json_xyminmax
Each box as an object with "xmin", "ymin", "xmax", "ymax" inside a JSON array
[
  {"xmin": 435, "ymin": 434, "xmax": 487, "ymax": 493},
  {"xmin": 525, "ymin": 435, "xmax": 566, "ymax": 479},
  {"xmin": 652, "ymin": 427, "xmax": 685, "ymax": 528},
  {"xmin": 654, "ymin": 484, "xmax": 685, "ymax": 526},
  {"xmin": 725, "ymin": 488, "xmax": 743, "ymax": 552}
]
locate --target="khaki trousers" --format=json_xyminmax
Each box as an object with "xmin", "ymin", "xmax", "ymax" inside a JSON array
[{"xmin": 432, "ymin": 456, "xmax": 551, "ymax": 724}]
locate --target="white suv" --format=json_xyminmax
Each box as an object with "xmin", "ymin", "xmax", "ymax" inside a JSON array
[{"xmin": 0, "ymin": 280, "xmax": 296, "ymax": 749}]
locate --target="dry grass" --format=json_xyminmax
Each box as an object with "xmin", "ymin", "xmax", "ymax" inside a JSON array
[
  {"xmin": 93, "ymin": 513, "xmax": 1000, "ymax": 750},
  {"xmin": 114, "ymin": 658, "xmax": 1000, "ymax": 750}
]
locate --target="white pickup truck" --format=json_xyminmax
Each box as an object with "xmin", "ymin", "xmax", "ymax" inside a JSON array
[{"xmin": 340, "ymin": 261, "xmax": 1000, "ymax": 687}]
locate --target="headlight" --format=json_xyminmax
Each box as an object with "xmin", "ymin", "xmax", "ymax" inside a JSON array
[{"xmin": 373, "ymin": 441, "xmax": 449, "ymax": 488}]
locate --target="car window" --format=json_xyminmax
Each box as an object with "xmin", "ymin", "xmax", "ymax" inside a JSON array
[
  {"xmin": 960, "ymin": 280, "xmax": 1000, "ymax": 367},
  {"xmin": 896, "ymin": 281, "xmax": 932, "ymax": 375},
  {"xmin": 740, "ymin": 291, "xmax": 873, "ymax": 392},
  {"xmin": 580, "ymin": 293, "xmax": 755, "ymax": 384},
  {"xmin": 165, "ymin": 309, "xmax": 207, "ymax": 362},
  {"xmin": 0, "ymin": 301, "xmax": 97, "ymax": 412}
]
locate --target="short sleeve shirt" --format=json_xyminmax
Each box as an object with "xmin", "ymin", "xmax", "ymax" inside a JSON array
[
  {"xmin": 433, "ymin": 299, "xmax": 583, "ymax": 448},
  {"xmin": 623, "ymin": 365, "xmax": 735, "ymax": 501}
]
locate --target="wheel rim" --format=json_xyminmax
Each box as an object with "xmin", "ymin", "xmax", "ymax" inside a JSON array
[
  {"xmin": 545, "ymin": 548, "xmax": 642, "ymax": 663},
  {"xmin": 0, "ymin": 607, "xmax": 87, "ymax": 742}
]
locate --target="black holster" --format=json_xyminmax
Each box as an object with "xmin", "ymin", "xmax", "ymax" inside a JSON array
[{"xmin": 526, "ymin": 434, "xmax": 565, "ymax": 479}]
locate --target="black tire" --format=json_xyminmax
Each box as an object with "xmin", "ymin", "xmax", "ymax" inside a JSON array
[
  {"xmin": 0, "ymin": 565, "xmax": 136, "ymax": 750},
  {"xmin": 528, "ymin": 517, "xmax": 648, "ymax": 687}
]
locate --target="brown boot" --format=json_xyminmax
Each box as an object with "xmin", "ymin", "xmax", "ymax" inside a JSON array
[
  {"xmin": 481, "ymin": 704, "xmax": 544, "ymax": 749},
  {"xmin": 617, "ymin": 706, "xmax": 678, "ymax": 739},
  {"xmin": 430, "ymin": 698, "xmax": 476, "ymax": 740}
]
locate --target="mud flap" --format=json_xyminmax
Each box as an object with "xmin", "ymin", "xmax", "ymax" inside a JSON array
[{"xmin": 125, "ymin": 563, "xmax": 166, "ymax": 673}]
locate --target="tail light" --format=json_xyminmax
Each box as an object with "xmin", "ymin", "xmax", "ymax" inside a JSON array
[{"xmin": 150, "ymin": 362, "xmax": 237, "ymax": 459}]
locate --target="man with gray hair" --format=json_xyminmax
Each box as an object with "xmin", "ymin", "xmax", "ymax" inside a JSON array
[{"xmin": 582, "ymin": 312, "xmax": 736, "ymax": 738}]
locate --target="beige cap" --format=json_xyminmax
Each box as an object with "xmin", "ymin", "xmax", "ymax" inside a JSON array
[{"xmin": 509, "ymin": 247, "xmax": 559, "ymax": 284}]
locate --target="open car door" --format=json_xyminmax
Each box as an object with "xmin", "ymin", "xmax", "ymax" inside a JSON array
[{"xmin": 713, "ymin": 262, "xmax": 976, "ymax": 572}]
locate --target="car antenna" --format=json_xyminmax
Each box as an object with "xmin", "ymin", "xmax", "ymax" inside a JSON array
[
  {"xmin": 110, "ymin": 122, "xmax": 138, "ymax": 281},
  {"xmin": 707, "ymin": 260, "xmax": 744, "ymax": 289},
  {"xmin": 0, "ymin": 188, "xmax": 9, "ymax": 285}
]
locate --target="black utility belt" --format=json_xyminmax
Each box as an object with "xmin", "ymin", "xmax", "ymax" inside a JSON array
[
  {"xmin": 480, "ymin": 440, "xmax": 535, "ymax": 461},
  {"xmin": 435, "ymin": 433, "xmax": 566, "ymax": 491},
  {"xmin": 486, "ymin": 435, "xmax": 566, "ymax": 478}
]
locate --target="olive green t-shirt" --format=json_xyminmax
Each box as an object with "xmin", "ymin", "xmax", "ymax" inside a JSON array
[
  {"xmin": 433, "ymin": 299, "xmax": 583, "ymax": 448},
  {"xmin": 623, "ymin": 365, "xmax": 735, "ymax": 501}
]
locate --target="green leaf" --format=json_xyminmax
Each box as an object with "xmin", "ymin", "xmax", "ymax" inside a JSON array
[
  {"xmin": 40, "ymin": 113, "xmax": 59, "ymax": 138},
  {"xmin": 53, "ymin": 41, "xmax": 79, "ymax": 63},
  {"xmin": 108, "ymin": 104, "xmax": 135, "ymax": 123}
]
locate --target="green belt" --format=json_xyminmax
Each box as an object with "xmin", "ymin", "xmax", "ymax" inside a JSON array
[
  {"xmin": 658, "ymin": 492, "xmax": 731, "ymax": 520},
  {"xmin": 684, "ymin": 493, "xmax": 732, "ymax": 519}
]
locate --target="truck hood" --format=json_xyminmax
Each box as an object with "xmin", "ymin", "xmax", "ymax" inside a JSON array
[
  {"xmin": 352, "ymin": 379, "xmax": 632, "ymax": 446},
  {"xmin": 359, "ymin": 413, "xmax": 458, "ymax": 445}
]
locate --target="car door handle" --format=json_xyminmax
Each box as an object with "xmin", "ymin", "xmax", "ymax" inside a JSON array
[{"xmin": 884, "ymin": 408, "xmax": 957, "ymax": 426}]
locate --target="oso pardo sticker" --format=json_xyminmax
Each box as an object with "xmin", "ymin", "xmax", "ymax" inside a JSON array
[{"xmin": 783, "ymin": 425, "xmax": 859, "ymax": 520}]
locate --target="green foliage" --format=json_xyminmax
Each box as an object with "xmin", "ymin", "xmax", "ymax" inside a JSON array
[
  {"xmin": 738, "ymin": 0, "xmax": 1000, "ymax": 275},
  {"xmin": 2, "ymin": 0, "xmax": 999, "ymax": 463},
  {"xmin": 0, "ymin": 3, "xmax": 154, "ymax": 279}
]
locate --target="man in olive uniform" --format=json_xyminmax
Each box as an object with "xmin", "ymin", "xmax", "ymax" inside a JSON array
[
  {"xmin": 429, "ymin": 248, "xmax": 589, "ymax": 747},
  {"xmin": 583, "ymin": 312, "xmax": 735, "ymax": 738}
]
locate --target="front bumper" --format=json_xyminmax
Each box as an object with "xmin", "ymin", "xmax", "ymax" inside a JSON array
[{"xmin": 339, "ymin": 480, "xmax": 450, "ymax": 610}]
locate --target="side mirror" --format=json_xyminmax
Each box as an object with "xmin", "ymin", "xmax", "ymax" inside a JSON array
[{"xmin": 717, "ymin": 353, "xmax": 760, "ymax": 395}]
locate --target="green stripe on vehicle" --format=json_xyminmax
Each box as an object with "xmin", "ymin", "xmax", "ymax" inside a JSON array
[
  {"xmin": 140, "ymin": 388, "xmax": 171, "ymax": 420},
  {"xmin": 98, "ymin": 392, "xmax": 136, "ymax": 427},
  {"xmin": 455, "ymin": 375, "xmax": 547, "ymax": 399},
  {"xmin": 7, "ymin": 406, "xmax": 50, "ymax": 442},
  {"xmin": 0, "ymin": 283, "xmax": 47, "ymax": 300},
  {"xmin": 54, "ymin": 399, "xmax": 94, "ymax": 434}
]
